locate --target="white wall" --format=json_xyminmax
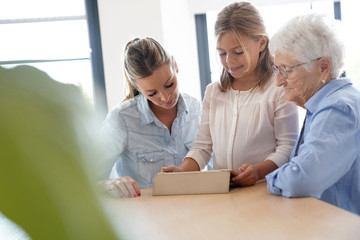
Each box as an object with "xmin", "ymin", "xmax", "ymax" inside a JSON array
[
  {"xmin": 98, "ymin": 0, "xmax": 201, "ymax": 110},
  {"xmin": 97, "ymin": 0, "xmax": 165, "ymax": 110}
]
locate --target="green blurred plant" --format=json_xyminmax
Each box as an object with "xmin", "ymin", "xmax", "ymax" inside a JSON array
[{"xmin": 0, "ymin": 65, "xmax": 119, "ymax": 239}]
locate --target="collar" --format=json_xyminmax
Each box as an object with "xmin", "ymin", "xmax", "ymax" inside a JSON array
[
  {"xmin": 136, "ymin": 93, "xmax": 188, "ymax": 126},
  {"xmin": 305, "ymin": 78, "xmax": 352, "ymax": 114}
]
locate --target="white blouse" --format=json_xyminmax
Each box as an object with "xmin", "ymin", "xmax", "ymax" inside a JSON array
[{"xmin": 186, "ymin": 77, "xmax": 299, "ymax": 170}]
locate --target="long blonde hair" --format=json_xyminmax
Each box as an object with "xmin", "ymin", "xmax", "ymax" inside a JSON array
[
  {"xmin": 215, "ymin": 2, "xmax": 273, "ymax": 92},
  {"xmin": 122, "ymin": 37, "xmax": 173, "ymax": 101}
]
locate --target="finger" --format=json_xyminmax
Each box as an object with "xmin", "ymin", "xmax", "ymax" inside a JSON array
[
  {"xmin": 131, "ymin": 181, "xmax": 141, "ymax": 196},
  {"xmin": 162, "ymin": 165, "xmax": 175, "ymax": 172},
  {"xmin": 123, "ymin": 176, "xmax": 141, "ymax": 196},
  {"xmin": 232, "ymin": 170, "xmax": 249, "ymax": 182},
  {"xmin": 239, "ymin": 164, "xmax": 250, "ymax": 173},
  {"xmin": 115, "ymin": 180, "xmax": 131, "ymax": 198},
  {"xmin": 111, "ymin": 182, "xmax": 126, "ymax": 198},
  {"xmin": 124, "ymin": 181, "xmax": 137, "ymax": 198}
]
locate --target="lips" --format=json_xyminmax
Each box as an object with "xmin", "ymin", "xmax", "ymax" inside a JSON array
[
  {"xmin": 229, "ymin": 66, "xmax": 243, "ymax": 72},
  {"xmin": 165, "ymin": 98, "xmax": 174, "ymax": 106}
]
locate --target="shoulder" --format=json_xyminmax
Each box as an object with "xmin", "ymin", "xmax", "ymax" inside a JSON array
[
  {"xmin": 180, "ymin": 93, "xmax": 202, "ymax": 114},
  {"xmin": 181, "ymin": 92, "xmax": 200, "ymax": 105},
  {"xmin": 254, "ymin": 77, "xmax": 284, "ymax": 102},
  {"xmin": 321, "ymin": 82, "xmax": 360, "ymax": 115},
  {"xmin": 205, "ymin": 81, "xmax": 221, "ymax": 91},
  {"xmin": 104, "ymin": 96, "xmax": 140, "ymax": 122},
  {"xmin": 203, "ymin": 81, "xmax": 223, "ymax": 98},
  {"xmin": 263, "ymin": 77, "xmax": 283, "ymax": 94}
]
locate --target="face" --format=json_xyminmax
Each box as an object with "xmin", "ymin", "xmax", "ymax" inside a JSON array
[
  {"xmin": 217, "ymin": 32, "xmax": 266, "ymax": 81},
  {"xmin": 136, "ymin": 63, "xmax": 179, "ymax": 110},
  {"xmin": 274, "ymin": 53, "xmax": 323, "ymax": 108}
]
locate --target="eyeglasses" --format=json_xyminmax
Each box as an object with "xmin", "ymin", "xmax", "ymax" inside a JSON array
[{"xmin": 272, "ymin": 57, "xmax": 321, "ymax": 80}]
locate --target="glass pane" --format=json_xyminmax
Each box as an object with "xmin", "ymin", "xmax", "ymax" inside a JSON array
[
  {"xmin": 0, "ymin": 20, "xmax": 90, "ymax": 61},
  {"xmin": 3, "ymin": 60, "xmax": 94, "ymax": 106},
  {"xmin": 0, "ymin": 0, "xmax": 85, "ymax": 20},
  {"xmin": 342, "ymin": 0, "xmax": 360, "ymax": 89}
]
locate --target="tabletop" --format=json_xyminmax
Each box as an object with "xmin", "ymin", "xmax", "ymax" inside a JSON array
[{"xmin": 101, "ymin": 181, "xmax": 360, "ymax": 240}]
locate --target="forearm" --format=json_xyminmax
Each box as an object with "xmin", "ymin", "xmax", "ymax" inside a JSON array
[
  {"xmin": 254, "ymin": 160, "xmax": 278, "ymax": 180},
  {"xmin": 179, "ymin": 157, "xmax": 200, "ymax": 171}
]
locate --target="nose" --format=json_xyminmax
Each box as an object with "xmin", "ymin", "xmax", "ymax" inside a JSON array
[
  {"xmin": 275, "ymin": 73, "xmax": 286, "ymax": 87},
  {"xmin": 226, "ymin": 53, "xmax": 235, "ymax": 66},
  {"xmin": 159, "ymin": 90, "xmax": 170, "ymax": 101}
]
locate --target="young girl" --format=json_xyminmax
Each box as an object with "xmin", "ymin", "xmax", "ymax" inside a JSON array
[
  {"xmin": 163, "ymin": 2, "xmax": 298, "ymax": 186},
  {"xmin": 99, "ymin": 38, "xmax": 201, "ymax": 197}
]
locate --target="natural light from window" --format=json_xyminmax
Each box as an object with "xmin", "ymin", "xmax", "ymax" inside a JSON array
[{"xmin": 0, "ymin": 0, "xmax": 93, "ymax": 104}]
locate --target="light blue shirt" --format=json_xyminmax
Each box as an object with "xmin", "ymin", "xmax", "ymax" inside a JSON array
[
  {"xmin": 99, "ymin": 93, "xmax": 201, "ymax": 188},
  {"xmin": 266, "ymin": 78, "xmax": 360, "ymax": 215}
]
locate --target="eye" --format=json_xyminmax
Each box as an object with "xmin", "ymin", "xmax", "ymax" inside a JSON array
[
  {"xmin": 234, "ymin": 51, "xmax": 244, "ymax": 55},
  {"xmin": 283, "ymin": 66, "xmax": 293, "ymax": 73},
  {"xmin": 148, "ymin": 91, "xmax": 157, "ymax": 97},
  {"xmin": 218, "ymin": 51, "xmax": 226, "ymax": 57},
  {"xmin": 165, "ymin": 82, "xmax": 174, "ymax": 88}
]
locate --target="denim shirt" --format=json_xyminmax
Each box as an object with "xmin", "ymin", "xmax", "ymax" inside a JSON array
[
  {"xmin": 266, "ymin": 78, "xmax": 360, "ymax": 215},
  {"xmin": 99, "ymin": 93, "xmax": 201, "ymax": 188}
]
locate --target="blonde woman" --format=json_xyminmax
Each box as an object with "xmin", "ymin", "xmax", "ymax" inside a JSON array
[
  {"xmin": 99, "ymin": 38, "xmax": 201, "ymax": 197},
  {"xmin": 163, "ymin": 2, "xmax": 298, "ymax": 187}
]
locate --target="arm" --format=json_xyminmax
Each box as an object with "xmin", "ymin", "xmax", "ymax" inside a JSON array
[
  {"xmin": 98, "ymin": 112, "xmax": 127, "ymax": 179},
  {"xmin": 267, "ymin": 102, "xmax": 358, "ymax": 198},
  {"xmin": 232, "ymin": 88, "xmax": 299, "ymax": 186},
  {"xmin": 99, "ymin": 112, "xmax": 141, "ymax": 198}
]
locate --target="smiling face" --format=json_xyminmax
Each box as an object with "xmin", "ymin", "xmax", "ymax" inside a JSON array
[
  {"xmin": 217, "ymin": 32, "xmax": 266, "ymax": 82},
  {"xmin": 274, "ymin": 53, "xmax": 325, "ymax": 108},
  {"xmin": 135, "ymin": 63, "xmax": 179, "ymax": 110}
]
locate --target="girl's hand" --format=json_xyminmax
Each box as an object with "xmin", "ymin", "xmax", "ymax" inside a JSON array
[
  {"xmin": 161, "ymin": 165, "xmax": 184, "ymax": 172},
  {"xmin": 231, "ymin": 164, "xmax": 259, "ymax": 187}
]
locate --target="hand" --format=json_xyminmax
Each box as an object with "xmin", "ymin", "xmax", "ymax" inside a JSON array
[
  {"xmin": 99, "ymin": 176, "xmax": 141, "ymax": 198},
  {"xmin": 162, "ymin": 157, "xmax": 200, "ymax": 172},
  {"xmin": 161, "ymin": 165, "xmax": 184, "ymax": 172},
  {"xmin": 231, "ymin": 164, "xmax": 259, "ymax": 187}
]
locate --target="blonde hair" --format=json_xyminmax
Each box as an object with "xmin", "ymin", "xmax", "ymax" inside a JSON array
[
  {"xmin": 215, "ymin": 2, "xmax": 273, "ymax": 92},
  {"xmin": 123, "ymin": 37, "xmax": 173, "ymax": 101}
]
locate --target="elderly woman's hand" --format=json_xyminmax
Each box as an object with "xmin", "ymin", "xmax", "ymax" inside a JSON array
[
  {"xmin": 231, "ymin": 164, "xmax": 260, "ymax": 187},
  {"xmin": 99, "ymin": 176, "xmax": 141, "ymax": 198}
]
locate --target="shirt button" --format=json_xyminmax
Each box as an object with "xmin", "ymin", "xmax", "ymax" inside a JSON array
[
  {"xmin": 291, "ymin": 166, "xmax": 297, "ymax": 171},
  {"xmin": 150, "ymin": 159, "xmax": 154, "ymax": 162},
  {"xmin": 174, "ymin": 155, "xmax": 178, "ymax": 158}
]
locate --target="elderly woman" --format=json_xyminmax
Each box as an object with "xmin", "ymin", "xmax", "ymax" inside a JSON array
[{"xmin": 266, "ymin": 13, "xmax": 360, "ymax": 215}]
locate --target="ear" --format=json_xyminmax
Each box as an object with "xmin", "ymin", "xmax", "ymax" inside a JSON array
[
  {"xmin": 258, "ymin": 36, "xmax": 268, "ymax": 52},
  {"xmin": 319, "ymin": 57, "xmax": 331, "ymax": 76}
]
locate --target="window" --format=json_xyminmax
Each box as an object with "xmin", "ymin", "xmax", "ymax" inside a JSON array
[{"xmin": 0, "ymin": 0, "xmax": 107, "ymax": 117}]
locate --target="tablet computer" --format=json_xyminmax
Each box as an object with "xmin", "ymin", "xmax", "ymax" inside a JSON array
[{"xmin": 152, "ymin": 169, "xmax": 238, "ymax": 196}]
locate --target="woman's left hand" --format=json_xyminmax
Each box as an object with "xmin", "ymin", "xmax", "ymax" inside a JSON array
[{"xmin": 231, "ymin": 164, "xmax": 259, "ymax": 187}]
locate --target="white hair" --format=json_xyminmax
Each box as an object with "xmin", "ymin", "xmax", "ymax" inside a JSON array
[{"xmin": 269, "ymin": 13, "xmax": 345, "ymax": 78}]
